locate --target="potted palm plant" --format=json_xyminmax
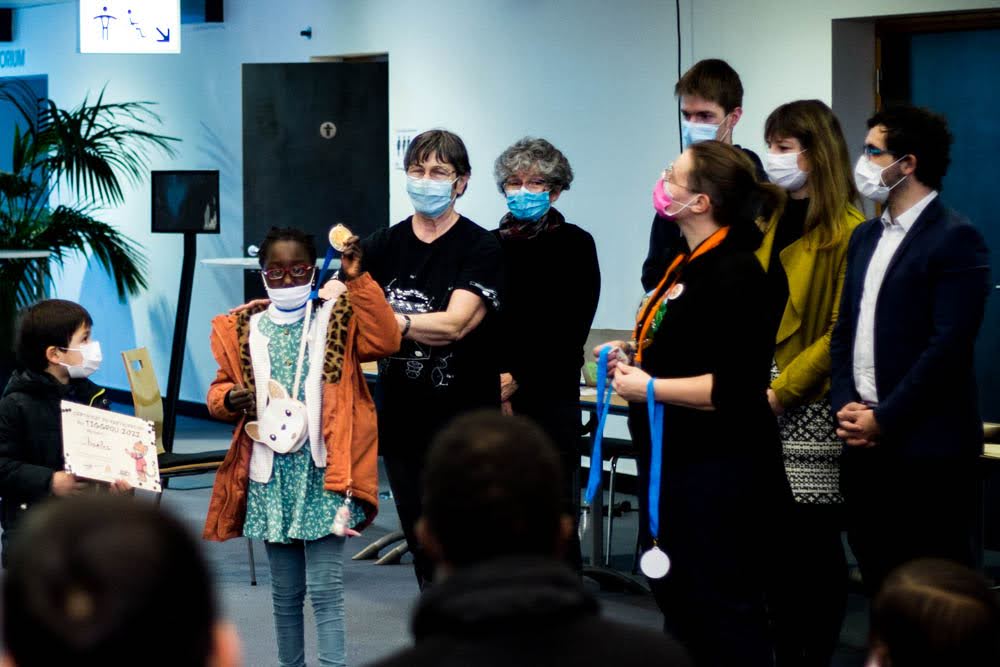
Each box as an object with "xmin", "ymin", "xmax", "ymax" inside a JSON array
[{"xmin": 0, "ymin": 82, "xmax": 179, "ymax": 373}]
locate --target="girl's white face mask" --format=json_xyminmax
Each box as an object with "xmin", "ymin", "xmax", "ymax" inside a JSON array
[{"xmin": 262, "ymin": 269, "xmax": 315, "ymax": 312}]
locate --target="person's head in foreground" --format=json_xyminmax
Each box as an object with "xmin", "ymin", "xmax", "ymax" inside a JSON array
[
  {"xmin": 867, "ymin": 558, "xmax": 1000, "ymax": 667},
  {"xmin": 1, "ymin": 496, "xmax": 240, "ymax": 667},
  {"xmin": 417, "ymin": 411, "xmax": 571, "ymax": 572}
]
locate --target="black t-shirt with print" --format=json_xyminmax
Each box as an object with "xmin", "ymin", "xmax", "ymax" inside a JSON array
[{"xmin": 363, "ymin": 216, "xmax": 503, "ymax": 446}]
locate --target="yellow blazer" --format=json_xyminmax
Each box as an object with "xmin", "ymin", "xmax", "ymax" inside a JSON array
[{"xmin": 755, "ymin": 204, "xmax": 864, "ymax": 410}]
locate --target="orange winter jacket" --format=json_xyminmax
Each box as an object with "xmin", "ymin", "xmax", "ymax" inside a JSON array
[{"xmin": 203, "ymin": 273, "xmax": 400, "ymax": 541}]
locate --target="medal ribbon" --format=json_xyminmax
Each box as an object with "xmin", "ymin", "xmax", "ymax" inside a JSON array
[
  {"xmin": 311, "ymin": 246, "xmax": 337, "ymax": 300},
  {"xmin": 634, "ymin": 226, "xmax": 729, "ymax": 364},
  {"xmin": 584, "ymin": 346, "xmax": 615, "ymax": 504},
  {"xmin": 647, "ymin": 378, "xmax": 664, "ymax": 540}
]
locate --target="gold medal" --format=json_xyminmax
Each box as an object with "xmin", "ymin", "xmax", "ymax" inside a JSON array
[{"xmin": 328, "ymin": 223, "xmax": 353, "ymax": 252}]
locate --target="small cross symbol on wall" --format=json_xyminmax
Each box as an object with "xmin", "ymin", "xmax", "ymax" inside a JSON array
[{"xmin": 320, "ymin": 122, "xmax": 337, "ymax": 139}]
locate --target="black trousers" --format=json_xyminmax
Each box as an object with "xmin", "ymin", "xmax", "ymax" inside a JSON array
[
  {"xmin": 381, "ymin": 446, "xmax": 434, "ymax": 589},
  {"xmin": 638, "ymin": 458, "xmax": 780, "ymax": 667},
  {"xmin": 510, "ymin": 393, "xmax": 584, "ymax": 571},
  {"xmin": 841, "ymin": 448, "xmax": 978, "ymax": 596},
  {"xmin": 768, "ymin": 502, "xmax": 848, "ymax": 667}
]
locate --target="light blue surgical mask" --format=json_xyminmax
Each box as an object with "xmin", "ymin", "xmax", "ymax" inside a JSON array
[
  {"xmin": 680, "ymin": 117, "xmax": 730, "ymax": 150},
  {"xmin": 407, "ymin": 176, "xmax": 456, "ymax": 219},
  {"xmin": 505, "ymin": 188, "xmax": 551, "ymax": 221}
]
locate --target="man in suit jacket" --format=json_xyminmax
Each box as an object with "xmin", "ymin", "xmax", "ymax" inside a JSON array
[{"xmin": 830, "ymin": 106, "xmax": 991, "ymax": 595}]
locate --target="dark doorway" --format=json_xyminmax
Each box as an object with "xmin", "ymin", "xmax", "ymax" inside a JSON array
[
  {"xmin": 242, "ymin": 61, "xmax": 389, "ymax": 300},
  {"xmin": 878, "ymin": 11, "xmax": 1000, "ymax": 423}
]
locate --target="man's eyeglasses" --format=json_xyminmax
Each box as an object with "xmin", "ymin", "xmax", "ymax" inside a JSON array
[
  {"xmin": 862, "ymin": 145, "xmax": 892, "ymax": 158},
  {"xmin": 261, "ymin": 264, "xmax": 314, "ymax": 282}
]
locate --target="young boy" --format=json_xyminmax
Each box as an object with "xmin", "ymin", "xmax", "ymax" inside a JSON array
[{"xmin": 0, "ymin": 299, "xmax": 121, "ymax": 567}]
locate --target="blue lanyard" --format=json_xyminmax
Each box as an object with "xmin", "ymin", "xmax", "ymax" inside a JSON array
[
  {"xmin": 647, "ymin": 378, "xmax": 664, "ymax": 539},
  {"xmin": 584, "ymin": 346, "xmax": 614, "ymax": 503},
  {"xmin": 310, "ymin": 246, "xmax": 338, "ymax": 300}
]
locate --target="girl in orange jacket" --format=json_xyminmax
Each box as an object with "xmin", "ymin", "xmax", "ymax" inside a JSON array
[{"xmin": 203, "ymin": 227, "xmax": 399, "ymax": 667}]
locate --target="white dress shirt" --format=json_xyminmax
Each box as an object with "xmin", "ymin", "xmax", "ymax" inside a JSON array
[{"xmin": 852, "ymin": 191, "xmax": 938, "ymax": 404}]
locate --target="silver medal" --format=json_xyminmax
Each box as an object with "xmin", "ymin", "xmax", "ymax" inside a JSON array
[{"xmin": 639, "ymin": 546, "xmax": 671, "ymax": 579}]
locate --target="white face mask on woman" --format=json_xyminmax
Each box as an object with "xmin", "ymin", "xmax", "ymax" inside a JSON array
[{"xmin": 765, "ymin": 151, "xmax": 808, "ymax": 191}]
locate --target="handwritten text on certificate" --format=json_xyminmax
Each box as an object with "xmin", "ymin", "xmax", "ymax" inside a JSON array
[{"xmin": 61, "ymin": 401, "xmax": 161, "ymax": 493}]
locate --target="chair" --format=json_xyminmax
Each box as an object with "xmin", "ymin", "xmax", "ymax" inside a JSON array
[
  {"xmin": 580, "ymin": 417, "xmax": 641, "ymax": 571},
  {"xmin": 121, "ymin": 347, "xmax": 257, "ymax": 585}
]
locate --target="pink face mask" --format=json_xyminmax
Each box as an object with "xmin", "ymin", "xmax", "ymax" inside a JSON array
[
  {"xmin": 652, "ymin": 177, "xmax": 672, "ymax": 217},
  {"xmin": 652, "ymin": 177, "xmax": 695, "ymax": 219}
]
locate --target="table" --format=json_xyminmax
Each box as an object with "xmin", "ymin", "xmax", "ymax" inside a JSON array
[
  {"xmin": 0, "ymin": 250, "xmax": 52, "ymax": 300},
  {"xmin": 201, "ymin": 257, "xmax": 342, "ymax": 269},
  {"xmin": 201, "ymin": 257, "xmax": 261, "ymax": 268},
  {"xmin": 0, "ymin": 250, "xmax": 50, "ymax": 260},
  {"xmin": 579, "ymin": 386, "xmax": 630, "ymax": 415}
]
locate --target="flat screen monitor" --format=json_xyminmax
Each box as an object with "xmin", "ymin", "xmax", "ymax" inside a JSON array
[{"xmin": 151, "ymin": 170, "xmax": 220, "ymax": 234}]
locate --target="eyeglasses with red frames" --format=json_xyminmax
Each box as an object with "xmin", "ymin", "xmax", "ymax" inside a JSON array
[{"xmin": 260, "ymin": 264, "xmax": 315, "ymax": 283}]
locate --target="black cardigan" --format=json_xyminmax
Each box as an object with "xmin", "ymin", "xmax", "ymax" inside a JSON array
[
  {"xmin": 627, "ymin": 235, "xmax": 782, "ymax": 468},
  {"xmin": 493, "ymin": 210, "xmax": 601, "ymax": 402}
]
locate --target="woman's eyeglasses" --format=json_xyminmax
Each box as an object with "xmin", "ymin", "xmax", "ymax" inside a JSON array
[
  {"xmin": 406, "ymin": 165, "xmax": 456, "ymax": 181},
  {"xmin": 503, "ymin": 177, "xmax": 548, "ymax": 193}
]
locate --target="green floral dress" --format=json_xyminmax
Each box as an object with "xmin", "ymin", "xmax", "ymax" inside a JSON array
[{"xmin": 243, "ymin": 314, "xmax": 366, "ymax": 543}]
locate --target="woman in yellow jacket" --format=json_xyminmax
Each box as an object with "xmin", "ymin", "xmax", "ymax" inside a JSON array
[{"xmin": 755, "ymin": 99, "xmax": 864, "ymax": 667}]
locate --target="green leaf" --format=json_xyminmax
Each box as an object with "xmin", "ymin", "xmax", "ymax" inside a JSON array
[{"xmin": 0, "ymin": 82, "xmax": 182, "ymax": 358}]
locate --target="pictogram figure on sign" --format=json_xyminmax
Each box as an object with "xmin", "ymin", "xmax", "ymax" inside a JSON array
[
  {"xmin": 94, "ymin": 6, "xmax": 117, "ymax": 40},
  {"xmin": 128, "ymin": 9, "xmax": 145, "ymax": 38}
]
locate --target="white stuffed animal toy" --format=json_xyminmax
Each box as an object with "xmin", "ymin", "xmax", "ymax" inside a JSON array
[{"xmin": 244, "ymin": 380, "xmax": 308, "ymax": 454}]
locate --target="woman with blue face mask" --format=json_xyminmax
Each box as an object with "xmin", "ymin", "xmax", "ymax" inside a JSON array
[
  {"xmin": 490, "ymin": 137, "xmax": 601, "ymax": 572},
  {"xmin": 355, "ymin": 129, "xmax": 505, "ymax": 590}
]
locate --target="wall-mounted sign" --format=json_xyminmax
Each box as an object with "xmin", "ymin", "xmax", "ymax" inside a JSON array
[
  {"xmin": 392, "ymin": 129, "xmax": 417, "ymax": 170},
  {"xmin": 0, "ymin": 49, "xmax": 24, "ymax": 69},
  {"xmin": 79, "ymin": 0, "xmax": 181, "ymax": 54}
]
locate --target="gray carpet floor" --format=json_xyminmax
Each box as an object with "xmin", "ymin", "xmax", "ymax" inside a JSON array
[{"xmin": 161, "ymin": 413, "xmax": 874, "ymax": 666}]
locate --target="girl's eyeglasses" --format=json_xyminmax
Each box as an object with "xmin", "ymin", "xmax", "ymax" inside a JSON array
[{"xmin": 260, "ymin": 264, "xmax": 314, "ymax": 282}]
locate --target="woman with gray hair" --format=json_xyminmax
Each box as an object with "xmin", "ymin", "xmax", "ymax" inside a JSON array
[{"xmin": 492, "ymin": 137, "xmax": 601, "ymax": 570}]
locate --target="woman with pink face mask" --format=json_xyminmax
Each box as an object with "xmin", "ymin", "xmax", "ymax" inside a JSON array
[{"xmin": 597, "ymin": 141, "xmax": 788, "ymax": 667}]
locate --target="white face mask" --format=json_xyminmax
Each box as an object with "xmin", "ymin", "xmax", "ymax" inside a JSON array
[
  {"xmin": 60, "ymin": 341, "xmax": 102, "ymax": 379},
  {"xmin": 854, "ymin": 154, "xmax": 908, "ymax": 204},
  {"xmin": 264, "ymin": 281, "xmax": 314, "ymax": 312},
  {"xmin": 262, "ymin": 267, "xmax": 316, "ymax": 313},
  {"xmin": 765, "ymin": 150, "xmax": 808, "ymax": 191}
]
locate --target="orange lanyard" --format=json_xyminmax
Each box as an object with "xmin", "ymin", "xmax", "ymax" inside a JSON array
[{"xmin": 634, "ymin": 226, "xmax": 729, "ymax": 364}]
